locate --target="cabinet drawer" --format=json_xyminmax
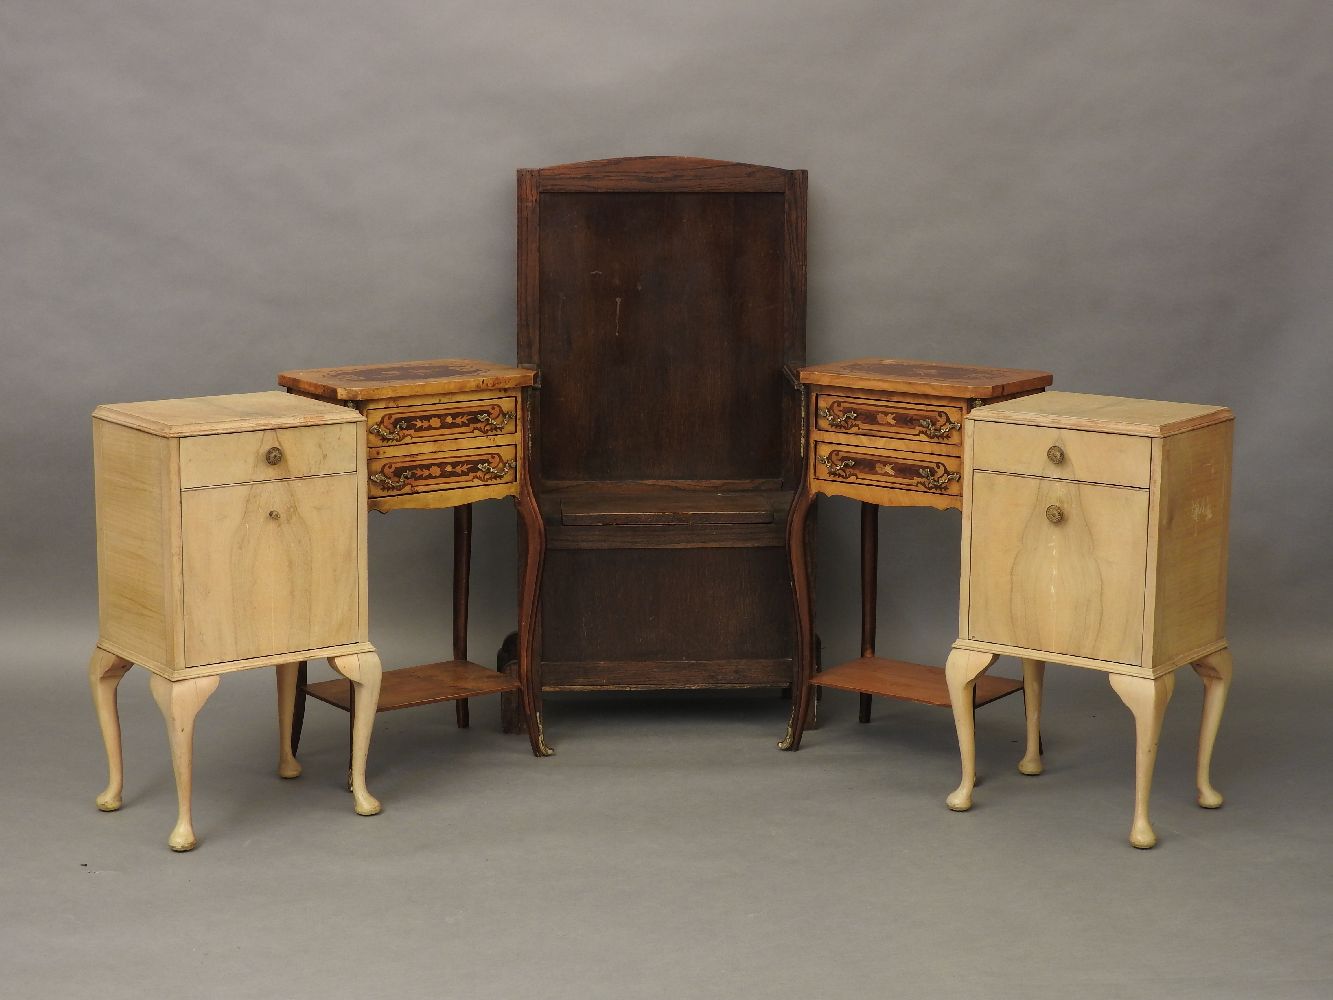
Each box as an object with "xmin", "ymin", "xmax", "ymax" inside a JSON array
[
  {"xmin": 971, "ymin": 421, "xmax": 1150, "ymax": 488},
  {"xmin": 813, "ymin": 440, "xmax": 962, "ymax": 497},
  {"xmin": 368, "ymin": 443, "xmax": 518, "ymax": 500},
  {"xmin": 181, "ymin": 473, "xmax": 361, "ymax": 666},
  {"xmin": 815, "ymin": 393, "xmax": 963, "ymax": 447},
  {"xmin": 967, "ymin": 472, "xmax": 1149, "ymax": 665},
  {"xmin": 179, "ymin": 423, "xmax": 357, "ymax": 489},
  {"xmin": 364, "ymin": 395, "xmax": 518, "ymax": 449}
]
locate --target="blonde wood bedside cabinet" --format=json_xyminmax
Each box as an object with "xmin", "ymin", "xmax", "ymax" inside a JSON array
[
  {"xmin": 277, "ymin": 359, "xmax": 552, "ymax": 758},
  {"xmin": 90, "ymin": 392, "xmax": 382, "ymax": 851},
  {"xmin": 780, "ymin": 358, "xmax": 1052, "ymax": 752},
  {"xmin": 944, "ymin": 391, "xmax": 1235, "ymax": 848}
]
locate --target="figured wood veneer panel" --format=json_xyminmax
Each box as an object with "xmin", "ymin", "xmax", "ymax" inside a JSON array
[
  {"xmin": 972, "ymin": 422, "xmax": 1151, "ymax": 488},
  {"xmin": 1149, "ymin": 421, "xmax": 1232, "ymax": 667},
  {"xmin": 182, "ymin": 474, "xmax": 360, "ymax": 666},
  {"xmin": 93, "ymin": 420, "xmax": 174, "ymax": 668},
  {"xmin": 178, "ymin": 424, "xmax": 357, "ymax": 489},
  {"xmin": 968, "ymin": 472, "xmax": 1149, "ymax": 666}
]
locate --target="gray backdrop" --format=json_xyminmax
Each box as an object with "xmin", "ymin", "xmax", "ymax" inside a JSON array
[{"xmin": 3, "ymin": 3, "xmax": 1331, "ymax": 996}]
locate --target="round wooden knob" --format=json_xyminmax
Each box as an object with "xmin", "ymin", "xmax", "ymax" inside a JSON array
[
  {"xmin": 1046, "ymin": 445, "xmax": 1065, "ymax": 465},
  {"xmin": 1045, "ymin": 504, "xmax": 1064, "ymax": 524},
  {"xmin": 265, "ymin": 446, "xmax": 284, "ymax": 466},
  {"xmin": 268, "ymin": 510, "xmax": 282, "ymax": 521}
]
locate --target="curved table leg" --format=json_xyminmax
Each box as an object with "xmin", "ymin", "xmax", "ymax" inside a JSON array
[
  {"xmin": 1018, "ymin": 658, "xmax": 1045, "ymax": 776},
  {"xmin": 275, "ymin": 662, "xmax": 302, "ymax": 779},
  {"xmin": 945, "ymin": 646, "xmax": 998, "ymax": 811},
  {"xmin": 149, "ymin": 672, "xmax": 220, "ymax": 852},
  {"xmin": 1109, "ymin": 672, "xmax": 1176, "ymax": 849},
  {"xmin": 89, "ymin": 646, "xmax": 133, "ymax": 812},
  {"xmin": 779, "ymin": 477, "xmax": 815, "ymax": 751},
  {"xmin": 1192, "ymin": 647, "xmax": 1233, "ymax": 809},
  {"xmin": 516, "ymin": 473, "xmax": 554, "ymax": 757},
  {"xmin": 328, "ymin": 650, "xmax": 383, "ymax": 816}
]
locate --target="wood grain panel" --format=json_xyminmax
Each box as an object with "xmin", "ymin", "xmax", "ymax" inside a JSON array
[
  {"xmin": 178, "ymin": 423, "xmax": 357, "ymax": 489},
  {"xmin": 535, "ymin": 191, "xmax": 787, "ymax": 482},
  {"xmin": 815, "ymin": 392, "xmax": 964, "ymax": 447},
  {"xmin": 967, "ymin": 472, "xmax": 1149, "ymax": 665},
  {"xmin": 1147, "ymin": 421, "xmax": 1233, "ymax": 667},
  {"xmin": 182, "ymin": 474, "xmax": 360, "ymax": 666},
  {"xmin": 968, "ymin": 391, "xmax": 1231, "ymax": 437},
  {"xmin": 93, "ymin": 420, "xmax": 176, "ymax": 669},
  {"xmin": 812, "ymin": 441, "xmax": 962, "ymax": 497},
  {"xmin": 531, "ymin": 156, "xmax": 790, "ymax": 192},
  {"xmin": 94, "ymin": 391, "xmax": 358, "ymax": 437},
  {"xmin": 971, "ymin": 421, "xmax": 1151, "ymax": 488}
]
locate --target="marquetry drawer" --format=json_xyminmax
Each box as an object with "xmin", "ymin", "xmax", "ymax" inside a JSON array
[
  {"xmin": 971, "ymin": 422, "xmax": 1150, "ymax": 489},
  {"xmin": 815, "ymin": 393, "xmax": 964, "ymax": 448},
  {"xmin": 364, "ymin": 394, "xmax": 518, "ymax": 450},
  {"xmin": 178, "ymin": 423, "xmax": 358, "ymax": 489},
  {"xmin": 813, "ymin": 440, "xmax": 962, "ymax": 498},
  {"xmin": 367, "ymin": 443, "xmax": 519, "ymax": 500},
  {"xmin": 967, "ymin": 471, "xmax": 1149, "ymax": 665}
]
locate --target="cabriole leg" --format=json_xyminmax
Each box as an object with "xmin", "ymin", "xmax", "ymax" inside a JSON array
[
  {"xmin": 1192, "ymin": 648, "xmax": 1233, "ymax": 809},
  {"xmin": 149, "ymin": 672, "xmax": 220, "ymax": 852},
  {"xmin": 89, "ymin": 647, "xmax": 133, "ymax": 812},
  {"xmin": 944, "ymin": 646, "xmax": 998, "ymax": 811},
  {"xmin": 1018, "ymin": 659, "xmax": 1045, "ymax": 776},
  {"xmin": 328, "ymin": 651, "xmax": 383, "ymax": 816},
  {"xmin": 779, "ymin": 479, "xmax": 815, "ymax": 750},
  {"xmin": 275, "ymin": 662, "xmax": 302, "ymax": 779},
  {"xmin": 1108, "ymin": 672, "xmax": 1176, "ymax": 849}
]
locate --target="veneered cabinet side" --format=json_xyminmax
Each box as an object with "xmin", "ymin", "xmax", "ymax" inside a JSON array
[
  {"xmin": 93, "ymin": 419, "xmax": 178, "ymax": 671},
  {"xmin": 1146, "ymin": 421, "xmax": 1233, "ymax": 668}
]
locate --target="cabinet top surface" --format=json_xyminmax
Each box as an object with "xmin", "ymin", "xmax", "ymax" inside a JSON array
[
  {"xmin": 93, "ymin": 391, "xmax": 361, "ymax": 437},
  {"xmin": 798, "ymin": 358, "xmax": 1052, "ymax": 398},
  {"xmin": 277, "ymin": 358, "xmax": 536, "ymax": 400},
  {"xmin": 968, "ymin": 391, "xmax": 1232, "ymax": 437}
]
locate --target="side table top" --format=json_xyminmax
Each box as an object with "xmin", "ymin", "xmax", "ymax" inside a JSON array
[
  {"xmin": 969, "ymin": 391, "xmax": 1232, "ymax": 437},
  {"xmin": 278, "ymin": 358, "xmax": 537, "ymax": 400},
  {"xmin": 798, "ymin": 358, "xmax": 1052, "ymax": 398},
  {"xmin": 93, "ymin": 391, "xmax": 360, "ymax": 437}
]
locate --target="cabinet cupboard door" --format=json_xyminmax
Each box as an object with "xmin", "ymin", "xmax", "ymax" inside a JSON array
[
  {"xmin": 967, "ymin": 472, "xmax": 1149, "ymax": 665},
  {"xmin": 182, "ymin": 474, "xmax": 360, "ymax": 666}
]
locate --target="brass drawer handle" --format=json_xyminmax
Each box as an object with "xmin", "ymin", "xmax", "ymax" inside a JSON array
[
  {"xmin": 1046, "ymin": 445, "xmax": 1065, "ymax": 465},
  {"xmin": 916, "ymin": 416, "xmax": 961, "ymax": 440},
  {"xmin": 817, "ymin": 407, "xmax": 858, "ymax": 430},
  {"xmin": 475, "ymin": 410, "xmax": 513, "ymax": 434},
  {"xmin": 265, "ymin": 446, "xmax": 284, "ymax": 466},
  {"xmin": 918, "ymin": 468, "xmax": 961, "ymax": 491},
  {"xmin": 369, "ymin": 421, "xmax": 407, "ymax": 442},
  {"xmin": 369, "ymin": 470, "xmax": 414, "ymax": 491},
  {"xmin": 818, "ymin": 453, "xmax": 856, "ymax": 478},
  {"xmin": 268, "ymin": 510, "xmax": 281, "ymax": 521},
  {"xmin": 1046, "ymin": 504, "xmax": 1064, "ymax": 524},
  {"xmin": 475, "ymin": 459, "xmax": 517, "ymax": 481}
]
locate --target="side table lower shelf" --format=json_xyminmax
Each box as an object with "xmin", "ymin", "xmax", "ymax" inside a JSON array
[
  {"xmin": 815, "ymin": 656, "xmax": 1023, "ymax": 708},
  {"xmin": 305, "ymin": 660, "xmax": 519, "ymax": 712}
]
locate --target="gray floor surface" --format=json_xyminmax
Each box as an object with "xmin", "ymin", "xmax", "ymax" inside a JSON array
[{"xmin": 3, "ymin": 624, "xmax": 1330, "ymax": 1000}]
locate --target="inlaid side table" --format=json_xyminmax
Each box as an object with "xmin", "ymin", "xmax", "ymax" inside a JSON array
[
  {"xmin": 945, "ymin": 391, "xmax": 1234, "ymax": 848},
  {"xmin": 90, "ymin": 392, "xmax": 382, "ymax": 851},
  {"xmin": 780, "ymin": 358, "xmax": 1053, "ymax": 752},
  {"xmin": 278, "ymin": 359, "xmax": 553, "ymax": 757}
]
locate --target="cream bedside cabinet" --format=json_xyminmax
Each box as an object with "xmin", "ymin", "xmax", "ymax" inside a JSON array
[
  {"xmin": 89, "ymin": 392, "xmax": 383, "ymax": 851},
  {"xmin": 944, "ymin": 391, "xmax": 1234, "ymax": 848}
]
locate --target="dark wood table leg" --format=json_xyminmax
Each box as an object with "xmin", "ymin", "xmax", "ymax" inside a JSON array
[
  {"xmin": 779, "ymin": 477, "xmax": 815, "ymax": 750},
  {"xmin": 860, "ymin": 501, "xmax": 877, "ymax": 724},
  {"xmin": 516, "ymin": 469, "xmax": 554, "ymax": 756},
  {"xmin": 453, "ymin": 504, "xmax": 472, "ymax": 728},
  {"xmin": 290, "ymin": 661, "xmax": 307, "ymax": 755}
]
